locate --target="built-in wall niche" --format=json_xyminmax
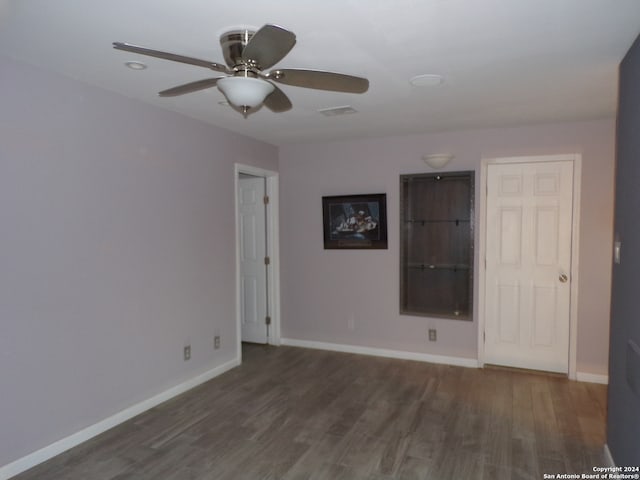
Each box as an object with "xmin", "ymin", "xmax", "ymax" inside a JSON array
[{"xmin": 400, "ymin": 171, "xmax": 474, "ymax": 320}]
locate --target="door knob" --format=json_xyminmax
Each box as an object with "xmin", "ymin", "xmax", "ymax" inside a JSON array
[{"xmin": 559, "ymin": 273, "xmax": 568, "ymax": 283}]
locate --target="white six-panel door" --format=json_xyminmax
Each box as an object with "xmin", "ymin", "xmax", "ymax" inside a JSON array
[
  {"xmin": 484, "ymin": 160, "xmax": 574, "ymax": 373},
  {"xmin": 238, "ymin": 175, "xmax": 268, "ymax": 344}
]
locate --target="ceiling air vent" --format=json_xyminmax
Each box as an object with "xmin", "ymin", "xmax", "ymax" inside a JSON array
[{"xmin": 317, "ymin": 105, "xmax": 358, "ymax": 117}]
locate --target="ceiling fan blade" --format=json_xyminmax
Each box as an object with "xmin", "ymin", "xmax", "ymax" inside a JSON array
[
  {"xmin": 113, "ymin": 42, "xmax": 230, "ymax": 73},
  {"xmin": 241, "ymin": 24, "xmax": 296, "ymax": 70},
  {"xmin": 267, "ymin": 69, "xmax": 369, "ymax": 93},
  {"xmin": 158, "ymin": 78, "xmax": 223, "ymax": 97},
  {"xmin": 263, "ymin": 84, "xmax": 292, "ymax": 112}
]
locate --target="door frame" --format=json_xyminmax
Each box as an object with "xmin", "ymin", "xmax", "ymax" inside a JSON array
[
  {"xmin": 234, "ymin": 163, "xmax": 281, "ymax": 359},
  {"xmin": 477, "ymin": 153, "xmax": 582, "ymax": 379}
]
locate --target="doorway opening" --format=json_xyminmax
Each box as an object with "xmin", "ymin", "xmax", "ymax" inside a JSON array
[{"xmin": 234, "ymin": 164, "xmax": 280, "ymax": 361}]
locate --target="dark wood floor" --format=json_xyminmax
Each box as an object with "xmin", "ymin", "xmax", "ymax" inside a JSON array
[{"xmin": 13, "ymin": 344, "xmax": 607, "ymax": 480}]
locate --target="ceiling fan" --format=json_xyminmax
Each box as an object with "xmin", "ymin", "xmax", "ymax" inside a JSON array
[{"xmin": 113, "ymin": 24, "xmax": 369, "ymax": 117}]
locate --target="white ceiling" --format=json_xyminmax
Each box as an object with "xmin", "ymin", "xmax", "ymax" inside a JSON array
[{"xmin": 1, "ymin": 0, "xmax": 638, "ymax": 146}]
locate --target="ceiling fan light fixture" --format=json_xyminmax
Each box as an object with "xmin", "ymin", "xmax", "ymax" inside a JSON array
[
  {"xmin": 217, "ymin": 77, "xmax": 275, "ymax": 110},
  {"xmin": 113, "ymin": 24, "xmax": 369, "ymax": 118}
]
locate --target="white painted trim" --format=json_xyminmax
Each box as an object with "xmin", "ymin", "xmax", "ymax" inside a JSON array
[
  {"xmin": 604, "ymin": 444, "xmax": 616, "ymax": 467},
  {"xmin": 568, "ymin": 156, "xmax": 582, "ymax": 381},
  {"xmin": 0, "ymin": 358, "xmax": 240, "ymax": 480},
  {"xmin": 477, "ymin": 159, "xmax": 488, "ymax": 368},
  {"xmin": 266, "ymin": 173, "xmax": 281, "ymax": 346},
  {"xmin": 576, "ymin": 372, "xmax": 609, "ymax": 384},
  {"xmin": 281, "ymin": 338, "xmax": 479, "ymax": 369},
  {"xmin": 234, "ymin": 164, "xmax": 282, "ymax": 359},
  {"xmin": 477, "ymin": 154, "xmax": 582, "ymax": 378}
]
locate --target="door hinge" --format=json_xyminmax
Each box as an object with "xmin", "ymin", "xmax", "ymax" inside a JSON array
[
  {"xmin": 265, "ymin": 316, "xmax": 272, "ymax": 326},
  {"xmin": 264, "ymin": 256, "xmax": 270, "ymax": 266},
  {"xmin": 263, "ymin": 195, "xmax": 270, "ymax": 205}
]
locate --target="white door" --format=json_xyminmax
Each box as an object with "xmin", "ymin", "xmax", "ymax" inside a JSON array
[
  {"xmin": 484, "ymin": 160, "xmax": 574, "ymax": 373},
  {"xmin": 238, "ymin": 175, "xmax": 269, "ymax": 344}
]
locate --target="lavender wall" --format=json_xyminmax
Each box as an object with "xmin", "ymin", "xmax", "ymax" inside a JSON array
[
  {"xmin": 279, "ymin": 119, "xmax": 615, "ymax": 375},
  {"xmin": 0, "ymin": 56, "xmax": 277, "ymax": 467}
]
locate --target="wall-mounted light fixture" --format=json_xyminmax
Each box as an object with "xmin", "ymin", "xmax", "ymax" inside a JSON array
[{"xmin": 422, "ymin": 153, "xmax": 454, "ymax": 169}]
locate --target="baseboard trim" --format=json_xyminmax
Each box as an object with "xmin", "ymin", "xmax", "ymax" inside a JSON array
[
  {"xmin": 281, "ymin": 338, "xmax": 478, "ymax": 368},
  {"xmin": 576, "ymin": 372, "xmax": 609, "ymax": 384},
  {"xmin": 0, "ymin": 357, "xmax": 240, "ymax": 480},
  {"xmin": 604, "ymin": 444, "xmax": 615, "ymax": 467}
]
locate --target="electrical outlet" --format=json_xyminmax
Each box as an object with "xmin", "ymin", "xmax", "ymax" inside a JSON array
[
  {"xmin": 214, "ymin": 335, "xmax": 221, "ymax": 350},
  {"xmin": 428, "ymin": 329, "xmax": 437, "ymax": 342},
  {"xmin": 183, "ymin": 345, "xmax": 191, "ymax": 361}
]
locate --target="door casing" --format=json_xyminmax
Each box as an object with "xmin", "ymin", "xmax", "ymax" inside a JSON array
[
  {"xmin": 477, "ymin": 154, "xmax": 582, "ymax": 379},
  {"xmin": 234, "ymin": 164, "xmax": 281, "ymax": 361}
]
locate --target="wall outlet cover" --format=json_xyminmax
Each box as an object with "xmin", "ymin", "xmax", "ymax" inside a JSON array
[{"xmin": 429, "ymin": 329, "xmax": 437, "ymax": 342}]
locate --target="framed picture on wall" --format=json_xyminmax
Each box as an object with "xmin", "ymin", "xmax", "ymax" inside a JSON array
[{"xmin": 322, "ymin": 193, "xmax": 388, "ymax": 249}]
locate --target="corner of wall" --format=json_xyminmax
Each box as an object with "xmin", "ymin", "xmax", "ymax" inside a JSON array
[{"xmin": 0, "ymin": 357, "xmax": 240, "ymax": 480}]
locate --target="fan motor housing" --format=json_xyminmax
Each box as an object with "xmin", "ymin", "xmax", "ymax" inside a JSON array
[{"xmin": 220, "ymin": 29, "xmax": 255, "ymax": 68}]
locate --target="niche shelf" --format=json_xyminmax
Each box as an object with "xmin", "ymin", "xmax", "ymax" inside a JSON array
[{"xmin": 400, "ymin": 171, "xmax": 474, "ymax": 320}]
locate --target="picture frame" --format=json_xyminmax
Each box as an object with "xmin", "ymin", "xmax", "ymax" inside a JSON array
[{"xmin": 322, "ymin": 193, "xmax": 388, "ymax": 249}]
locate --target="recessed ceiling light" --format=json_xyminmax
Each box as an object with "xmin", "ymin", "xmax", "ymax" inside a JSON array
[
  {"xmin": 317, "ymin": 105, "xmax": 358, "ymax": 117},
  {"xmin": 409, "ymin": 74, "xmax": 444, "ymax": 87},
  {"xmin": 124, "ymin": 61, "xmax": 147, "ymax": 70}
]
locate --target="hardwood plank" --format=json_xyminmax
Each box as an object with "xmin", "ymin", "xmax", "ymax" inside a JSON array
[
  {"xmin": 283, "ymin": 433, "xmax": 344, "ymax": 480},
  {"xmin": 395, "ymin": 455, "xmax": 431, "ymax": 480},
  {"xmin": 11, "ymin": 344, "xmax": 607, "ymax": 480},
  {"xmin": 337, "ymin": 432, "xmax": 386, "ymax": 475}
]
